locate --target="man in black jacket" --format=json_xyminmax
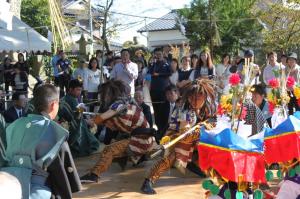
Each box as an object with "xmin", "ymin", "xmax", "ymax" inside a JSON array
[
  {"xmin": 148, "ymin": 48, "xmax": 171, "ymax": 132},
  {"xmin": 3, "ymin": 92, "xmax": 27, "ymax": 124},
  {"xmin": 156, "ymin": 85, "xmax": 179, "ymax": 141}
]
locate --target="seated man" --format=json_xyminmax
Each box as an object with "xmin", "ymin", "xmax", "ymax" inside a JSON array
[
  {"xmin": 134, "ymin": 91, "xmax": 153, "ymax": 128},
  {"xmin": 58, "ymin": 79, "xmax": 100, "ymax": 157},
  {"xmin": 251, "ymin": 84, "xmax": 272, "ymax": 127},
  {"xmin": 156, "ymin": 85, "xmax": 179, "ymax": 141},
  {"xmin": 0, "ymin": 84, "xmax": 81, "ymax": 199},
  {"xmin": 3, "ymin": 92, "xmax": 27, "ymax": 124},
  {"xmin": 80, "ymin": 80, "xmax": 156, "ymax": 183}
]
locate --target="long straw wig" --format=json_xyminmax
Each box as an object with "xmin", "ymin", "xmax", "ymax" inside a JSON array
[
  {"xmin": 98, "ymin": 80, "xmax": 130, "ymax": 111},
  {"xmin": 181, "ymin": 78, "xmax": 217, "ymax": 120}
]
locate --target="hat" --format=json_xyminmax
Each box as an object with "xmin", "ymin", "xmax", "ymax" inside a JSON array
[
  {"xmin": 287, "ymin": 52, "xmax": 298, "ymax": 60},
  {"xmin": 237, "ymin": 51, "xmax": 244, "ymax": 58},
  {"xmin": 244, "ymin": 49, "xmax": 254, "ymax": 58}
]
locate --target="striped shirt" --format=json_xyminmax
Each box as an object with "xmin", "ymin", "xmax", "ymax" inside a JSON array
[
  {"xmin": 104, "ymin": 102, "xmax": 150, "ymax": 133},
  {"xmin": 104, "ymin": 102, "xmax": 155, "ymax": 156}
]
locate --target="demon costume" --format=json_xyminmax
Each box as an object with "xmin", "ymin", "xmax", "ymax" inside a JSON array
[
  {"xmin": 80, "ymin": 80, "xmax": 156, "ymax": 183},
  {"xmin": 141, "ymin": 79, "xmax": 217, "ymax": 194}
]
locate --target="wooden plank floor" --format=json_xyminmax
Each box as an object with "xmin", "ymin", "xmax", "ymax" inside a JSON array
[
  {"xmin": 72, "ymin": 147, "xmax": 280, "ymax": 199},
  {"xmin": 73, "ymin": 152, "xmax": 206, "ymax": 199}
]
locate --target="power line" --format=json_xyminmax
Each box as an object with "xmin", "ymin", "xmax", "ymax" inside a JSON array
[
  {"xmin": 109, "ymin": 10, "xmax": 173, "ymax": 20},
  {"xmin": 116, "ymin": 21, "xmax": 144, "ymax": 31},
  {"xmin": 108, "ymin": 10, "xmax": 258, "ymax": 22}
]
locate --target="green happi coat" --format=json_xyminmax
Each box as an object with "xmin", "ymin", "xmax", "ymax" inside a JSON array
[
  {"xmin": 58, "ymin": 94, "xmax": 99, "ymax": 157},
  {"xmin": 0, "ymin": 114, "xmax": 68, "ymax": 199},
  {"xmin": 25, "ymin": 99, "xmax": 35, "ymax": 114}
]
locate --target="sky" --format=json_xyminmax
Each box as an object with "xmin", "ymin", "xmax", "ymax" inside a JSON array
[{"xmin": 93, "ymin": 0, "xmax": 191, "ymax": 45}]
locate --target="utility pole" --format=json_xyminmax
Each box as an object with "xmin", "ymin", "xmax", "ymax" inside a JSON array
[
  {"xmin": 209, "ymin": 0, "xmax": 213, "ymax": 57},
  {"xmin": 100, "ymin": 1, "xmax": 108, "ymax": 84},
  {"xmin": 89, "ymin": 0, "xmax": 94, "ymax": 55},
  {"xmin": 100, "ymin": 0, "xmax": 113, "ymax": 83},
  {"xmin": 144, "ymin": 18, "xmax": 149, "ymax": 46}
]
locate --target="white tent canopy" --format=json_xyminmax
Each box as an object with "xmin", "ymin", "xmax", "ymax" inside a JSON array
[{"xmin": 0, "ymin": 9, "xmax": 51, "ymax": 52}]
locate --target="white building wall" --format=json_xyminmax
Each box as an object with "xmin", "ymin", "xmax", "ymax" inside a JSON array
[
  {"xmin": 9, "ymin": 0, "xmax": 22, "ymax": 19},
  {"xmin": 0, "ymin": 1, "xmax": 14, "ymax": 30}
]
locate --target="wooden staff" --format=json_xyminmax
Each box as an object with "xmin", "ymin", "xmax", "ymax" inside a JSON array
[{"xmin": 150, "ymin": 122, "xmax": 206, "ymax": 159}]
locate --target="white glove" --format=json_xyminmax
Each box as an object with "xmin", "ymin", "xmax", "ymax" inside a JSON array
[{"xmin": 76, "ymin": 103, "xmax": 87, "ymax": 111}]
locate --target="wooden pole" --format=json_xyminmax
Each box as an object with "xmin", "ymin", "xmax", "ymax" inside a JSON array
[{"xmin": 209, "ymin": 0, "xmax": 213, "ymax": 57}]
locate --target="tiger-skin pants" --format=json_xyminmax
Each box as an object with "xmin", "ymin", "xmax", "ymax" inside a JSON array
[
  {"xmin": 147, "ymin": 130, "xmax": 200, "ymax": 183},
  {"xmin": 91, "ymin": 139, "xmax": 130, "ymax": 176},
  {"xmin": 147, "ymin": 151, "xmax": 176, "ymax": 183}
]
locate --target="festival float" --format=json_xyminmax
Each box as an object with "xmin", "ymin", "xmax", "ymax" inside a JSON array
[{"xmin": 198, "ymin": 59, "xmax": 300, "ymax": 199}]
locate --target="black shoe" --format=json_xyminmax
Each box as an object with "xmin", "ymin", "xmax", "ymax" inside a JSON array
[
  {"xmin": 80, "ymin": 173, "xmax": 99, "ymax": 183},
  {"xmin": 141, "ymin": 179, "xmax": 156, "ymax": 194},
  {"xmin": 133, "ymin": 155, "xmax": 147, "ymax": 167},
  {"xmin": 186, "ymin": 162, "xmax": 206, "ymax": 178},
  {"xmin": 116, "ymin": 156, "xmax": 128, "ymax": 171}
]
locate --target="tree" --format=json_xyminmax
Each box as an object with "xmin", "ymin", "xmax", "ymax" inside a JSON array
[
  {"xmin": 21, "ymin": 0, "xmax": 50, "ymax": 38},
  {"xmin": 122, "ymin": 37, "xmax": 147, "ymax": 57},
  {"xmin": 256, "ymin": 0, "xmax": 300, "ymax": 53},
  {"xmin": 179, "ymin": 0, "xmax": 262, "ymax": 56},
  {"xmin": 100, "ymin": 0, "xmax": 114, "ymax": 52}
]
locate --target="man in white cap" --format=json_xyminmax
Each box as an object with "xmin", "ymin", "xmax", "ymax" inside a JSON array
[
  {"xmin": 286, "ymin": 52, "xmax": 300, "ymax": 115},
  {"xmin": 286, "ymin": 52, "xmax": 299, "ymax": 82}
]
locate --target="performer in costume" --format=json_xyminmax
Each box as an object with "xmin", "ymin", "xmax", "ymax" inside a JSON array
[
  {"xmin": 58, "ymin": 79, "xmax": 100, "ymax": 157},
  {"xmin": 80, "ymin": 80, "xmax": 156, "ymax": 183},
  {"xmin": 141, "ymin": 79, "xmax": 217, "ymax": 194},
  {"xmin": 0, "ymin": 84, "xmax": 81, "ymax": 199}
]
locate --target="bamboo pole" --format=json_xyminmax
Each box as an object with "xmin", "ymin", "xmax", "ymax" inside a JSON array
[{"xmin": 48, "ymin": 0, "xmax": 73, "ymax": 50}]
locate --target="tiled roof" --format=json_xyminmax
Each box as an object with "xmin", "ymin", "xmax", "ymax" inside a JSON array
[
  {"xmin": 62, "ymin": 0, "xmax": 78, "ymax": 7},
  {"xmin": 137, "ymin": 10, "xmax": 179, "ymax": 32}
]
